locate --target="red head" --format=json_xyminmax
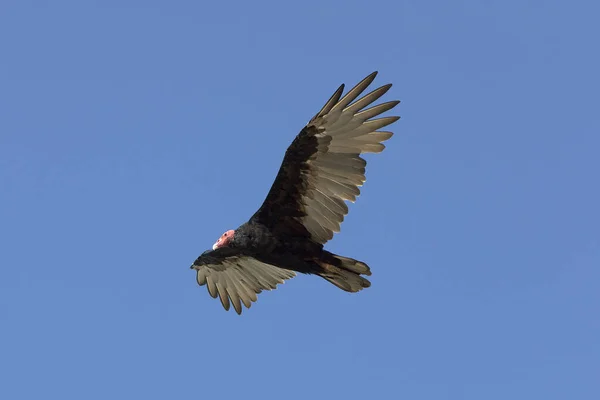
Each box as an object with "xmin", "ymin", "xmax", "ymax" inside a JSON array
[{"xmin": 213, "ymin": 230, "xmax": 234, "ymax": 250}]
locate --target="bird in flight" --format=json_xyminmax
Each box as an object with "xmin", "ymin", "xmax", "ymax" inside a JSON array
[{"xmin": 191, "ymin": 72, "xmax": 400, "ymax": 314}]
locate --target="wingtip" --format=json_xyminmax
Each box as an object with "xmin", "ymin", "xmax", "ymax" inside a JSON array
[{"xmin": 361, "ymin": 71, "xmax": 379, "ymax": 87}]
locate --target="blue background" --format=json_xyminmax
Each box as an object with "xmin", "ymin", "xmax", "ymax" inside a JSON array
[{"xmin": 1, "ymin": 1, "xmax": 599, "ymax": 399}]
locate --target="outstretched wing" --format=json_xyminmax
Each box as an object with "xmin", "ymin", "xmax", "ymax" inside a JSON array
[
  {"xmin": 251, "ymin": 72, "xmax": 400, "ymax": 244},
  {"xmin": 191, "ymin": 248, "xmax": 296, "ymax": 314}
]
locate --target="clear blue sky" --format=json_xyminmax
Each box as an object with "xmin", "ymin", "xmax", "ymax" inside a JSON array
[{"xmin": 1, "ymin": 1, "xmax": 599, "ymax": 399}]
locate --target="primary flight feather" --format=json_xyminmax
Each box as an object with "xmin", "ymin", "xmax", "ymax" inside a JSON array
[{"xmin": 191, "ymin": 72, "xmax": 400, "ymax": 314}]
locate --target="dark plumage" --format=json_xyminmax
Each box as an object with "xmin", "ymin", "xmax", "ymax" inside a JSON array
[{"xmin": 191, "ymin": 72, "xmax": 400, "ymax": 314}]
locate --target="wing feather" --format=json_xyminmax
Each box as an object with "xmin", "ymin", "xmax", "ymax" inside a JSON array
[
  {"xmin": 222, "ymin": 273, "xmax": 242, "ymax": 314},
  {"xmin": 227, "ymin": 268, "xmax": 255, "ymax": 308},
  {"xmin": 192, "ymin": 249, "xmax": 296, "ymax": 314},
  {"xmin": 312, "ymin": 84, "xmax": 345, "ymax": 120}
]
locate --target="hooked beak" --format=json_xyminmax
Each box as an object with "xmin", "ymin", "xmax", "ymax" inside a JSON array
[{"xmin": 212, "ymin": 242, "xmax": 219, "ymax": 250}]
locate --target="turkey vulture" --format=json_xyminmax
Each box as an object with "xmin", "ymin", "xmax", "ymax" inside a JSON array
[{"xmin": 191, "ymin": 72, "xmax": 400, "ymax": 314}]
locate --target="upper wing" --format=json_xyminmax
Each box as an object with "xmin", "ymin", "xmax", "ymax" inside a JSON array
[
  {"xmin": 191, "ymin": 248, "xmax": 296, "ymax": 314},
  {"xmin": 251, "ymin": 72, "xmax": 400, "ymax": 244}
]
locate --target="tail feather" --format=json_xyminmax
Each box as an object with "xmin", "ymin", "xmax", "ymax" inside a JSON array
[
  {"xmin": 317, "ymin": 253, "xmax": 371, "ymax": 292},
  {"xmin": 330, "ymin": 254, "xmax": 371, "ymax": 276}
]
